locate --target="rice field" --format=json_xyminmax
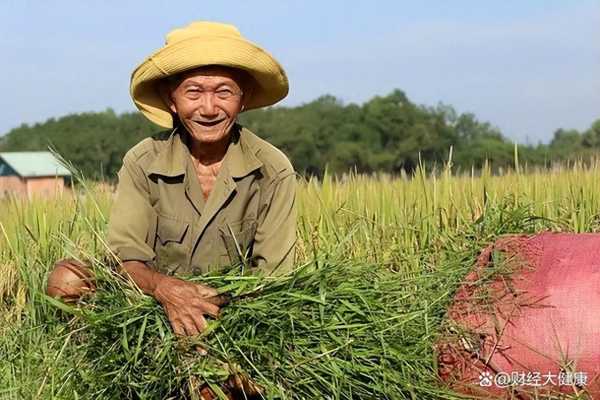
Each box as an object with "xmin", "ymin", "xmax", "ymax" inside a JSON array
[{"xmin": 2, "ymin": 160, "xmax": 600, "ymax": 399}]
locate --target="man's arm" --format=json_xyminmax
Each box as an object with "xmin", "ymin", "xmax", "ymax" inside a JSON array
[
  {"xmin": 107, "ymin": 152, "xmax": 157, "ymax": 263},
  {"xmin": 251, "ymin": 171, "xmax": 297, "ymax": 275},
  {"xmin": 108, "ymin": 152, "xmax": 225, "ymax": 336},
  {"xmin": 120, "ymin": 260, "xmax": 227, "ymax": 336}
]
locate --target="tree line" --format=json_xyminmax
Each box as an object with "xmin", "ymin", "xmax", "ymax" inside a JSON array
[{"xmin": 1, "ymin": 89, "xmax": 598, "ymax": 180}]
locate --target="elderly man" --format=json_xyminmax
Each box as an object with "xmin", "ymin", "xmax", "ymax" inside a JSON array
[
  {"xmin": 48, "ymin": 22, "xmax": 296, "ymax": 344},
  {"xmin": 44, "ymin": 22, "xmax": 295, "ymax": 398},
  {"xmin": 106, "ymin": 21, "xmax": 297, "ymax": 338}
]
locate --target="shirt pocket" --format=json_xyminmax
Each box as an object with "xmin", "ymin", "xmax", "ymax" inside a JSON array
[
  {"xmin": 155, "ymin": 214, "xmax": 191, "ymax": 274},
  {"xmin": 219, "ymin": 218, "xmax": 258, "ymax": 266}
]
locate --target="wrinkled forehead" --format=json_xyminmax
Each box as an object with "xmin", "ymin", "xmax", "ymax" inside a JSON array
[{"xmin": 166, "ymin": 65, "xmax": 249, "ymax": 90}]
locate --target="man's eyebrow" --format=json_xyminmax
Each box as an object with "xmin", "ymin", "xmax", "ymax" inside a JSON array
[
  {"xmin": 181, "ymin": 81, "xmax": 201, "ymax": 88},
  {"xmin": 181, "ymin": 80, "xmax": 237, "ymax": 89}
]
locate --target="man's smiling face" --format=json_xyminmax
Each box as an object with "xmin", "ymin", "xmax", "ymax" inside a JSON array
[{"xmin": 167, "ymin": 66, "xmax": 245, "ymax": 144}]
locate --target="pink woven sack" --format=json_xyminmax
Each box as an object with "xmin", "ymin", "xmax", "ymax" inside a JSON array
[{"xmin": 437, "ymin": 232, "xmax": 600, "ymax": 399}]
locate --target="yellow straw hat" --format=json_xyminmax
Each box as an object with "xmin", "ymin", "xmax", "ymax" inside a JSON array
[{"xmin": 130, "ymin": 21, "xmax": 289, "ymax": 128}]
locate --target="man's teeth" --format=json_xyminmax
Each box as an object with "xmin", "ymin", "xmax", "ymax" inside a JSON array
[{"xmin": 193, "ymin": 119, "xmax": 224, "ymax": 127}]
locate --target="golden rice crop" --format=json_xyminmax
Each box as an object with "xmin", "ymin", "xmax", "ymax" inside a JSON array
[{"xmin": 2, "ymin": 160, "xmax": 600, "ymax": 399}]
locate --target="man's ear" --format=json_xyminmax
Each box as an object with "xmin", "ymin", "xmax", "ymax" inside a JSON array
[
  {"xmin": 158, "ymin": 81, "xmax": 177, "ymax": 114},
  {"xmin": 239, "ymin": 71, "xmax": 255, "ymax": 112},
  {"xmin": 168, "ymin": 98, "xmax": 177, "ymax": 114},
  {"xmin": 241, "ymin": 85, "xmax": 253, "ymax": 112}
]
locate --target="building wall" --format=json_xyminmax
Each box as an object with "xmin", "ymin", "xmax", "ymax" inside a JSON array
[
  {"xmin": 0, "ymin": 176, "xmax": 66, "ymax": 198},
  {"xmin": 0, "ymin": 175, "xmax": 26, "ymax": 197},
  {"xmin": 26, "ymin": 177, "xmax": 65, "ymax": 198}
]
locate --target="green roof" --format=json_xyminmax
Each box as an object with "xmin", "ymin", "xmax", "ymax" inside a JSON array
[{"xmin": 0, "ymin": 152, "xmax": 72, "ymax": 178}]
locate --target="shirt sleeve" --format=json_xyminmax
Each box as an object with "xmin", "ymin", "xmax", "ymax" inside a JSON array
[
  {"xmin": 106, "ymin": 152, "xmax": 157, "ymax": 264},
  {"xmin": 251, "ymin": 171, "xmax": 297, "ymax": 275}
]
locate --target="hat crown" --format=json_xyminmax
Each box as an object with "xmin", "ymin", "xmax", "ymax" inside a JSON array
[{"xmin": 165, "ymin": 21, "xmax": 241, "ymax": 45}]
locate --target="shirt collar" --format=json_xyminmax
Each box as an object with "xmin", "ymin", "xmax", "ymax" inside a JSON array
[
  {"xmin": 225, "ymin": 125, "xmax": 263, "ymax": 179},
  {"xmin": 147, "ymin": 124, "xmax": 263, "ymax": 179},
  {"xmin": 147, "ymin": 126, "xmax": 188, "ymax": 177}
]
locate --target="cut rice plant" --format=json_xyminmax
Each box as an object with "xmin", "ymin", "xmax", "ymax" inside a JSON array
[{"xmin": 43, "ymin": 256, "xmax": 468, "ymax": 399}]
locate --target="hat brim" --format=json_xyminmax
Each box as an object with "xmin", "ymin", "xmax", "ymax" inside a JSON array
[{"xmin": 131, "ymin": 35, "xmax": 289, "ymax": 128}]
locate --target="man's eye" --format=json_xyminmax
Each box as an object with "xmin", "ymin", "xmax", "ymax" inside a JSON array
[
  {"xmin": 216, "ymin": 89, "xmax": 234, "ymax": 98},
  {"xmin": 184, "ymin": 89, "xmax": 202, "ymax": 99}
]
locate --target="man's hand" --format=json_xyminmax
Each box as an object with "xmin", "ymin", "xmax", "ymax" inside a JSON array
[
  {"xmin": 120, "ymin": 261, "xmax": 229, "ymax": 337},
  {"xmin": 153, "ymin": 274, "xmax": 224, "ymax": 336}
]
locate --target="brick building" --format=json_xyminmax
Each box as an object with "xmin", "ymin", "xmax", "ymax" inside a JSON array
[{"xmin": 0, "ymin": 152, "xmax": 72, "ymax": 198}]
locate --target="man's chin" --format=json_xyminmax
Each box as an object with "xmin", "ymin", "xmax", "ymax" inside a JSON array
[
  {"xmin": 183, "ymin": 121, "xmax": 233, "ymax": 144},
  {"xmin": 189, "ymin": 130, "xmax": 229, "ymax": 144}
]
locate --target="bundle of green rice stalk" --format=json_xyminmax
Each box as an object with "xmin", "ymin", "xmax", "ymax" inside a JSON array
[{"xmin": 46, "ymin": 260, "xmax": 454, "ymax": 399}]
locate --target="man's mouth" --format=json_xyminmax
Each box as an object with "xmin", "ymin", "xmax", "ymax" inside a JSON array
[{"xmin": 191, "ymin": 118, "xmax": 226, "ymax": 128}]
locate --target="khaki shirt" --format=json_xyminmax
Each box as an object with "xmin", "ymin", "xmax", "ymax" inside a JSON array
[{"xmin": 107, "ymin": 124, "xmax": 296, "ymax": 276}]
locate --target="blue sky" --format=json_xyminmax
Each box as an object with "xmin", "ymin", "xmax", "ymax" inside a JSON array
[{"xmin": 1, "ymin": 0, "xmax": 598, "ymax": 143}]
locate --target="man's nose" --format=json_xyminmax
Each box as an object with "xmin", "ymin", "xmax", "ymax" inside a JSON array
[{"xmin": 197, "ymin": 93, "xmax": 219, "ymax": 118}]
